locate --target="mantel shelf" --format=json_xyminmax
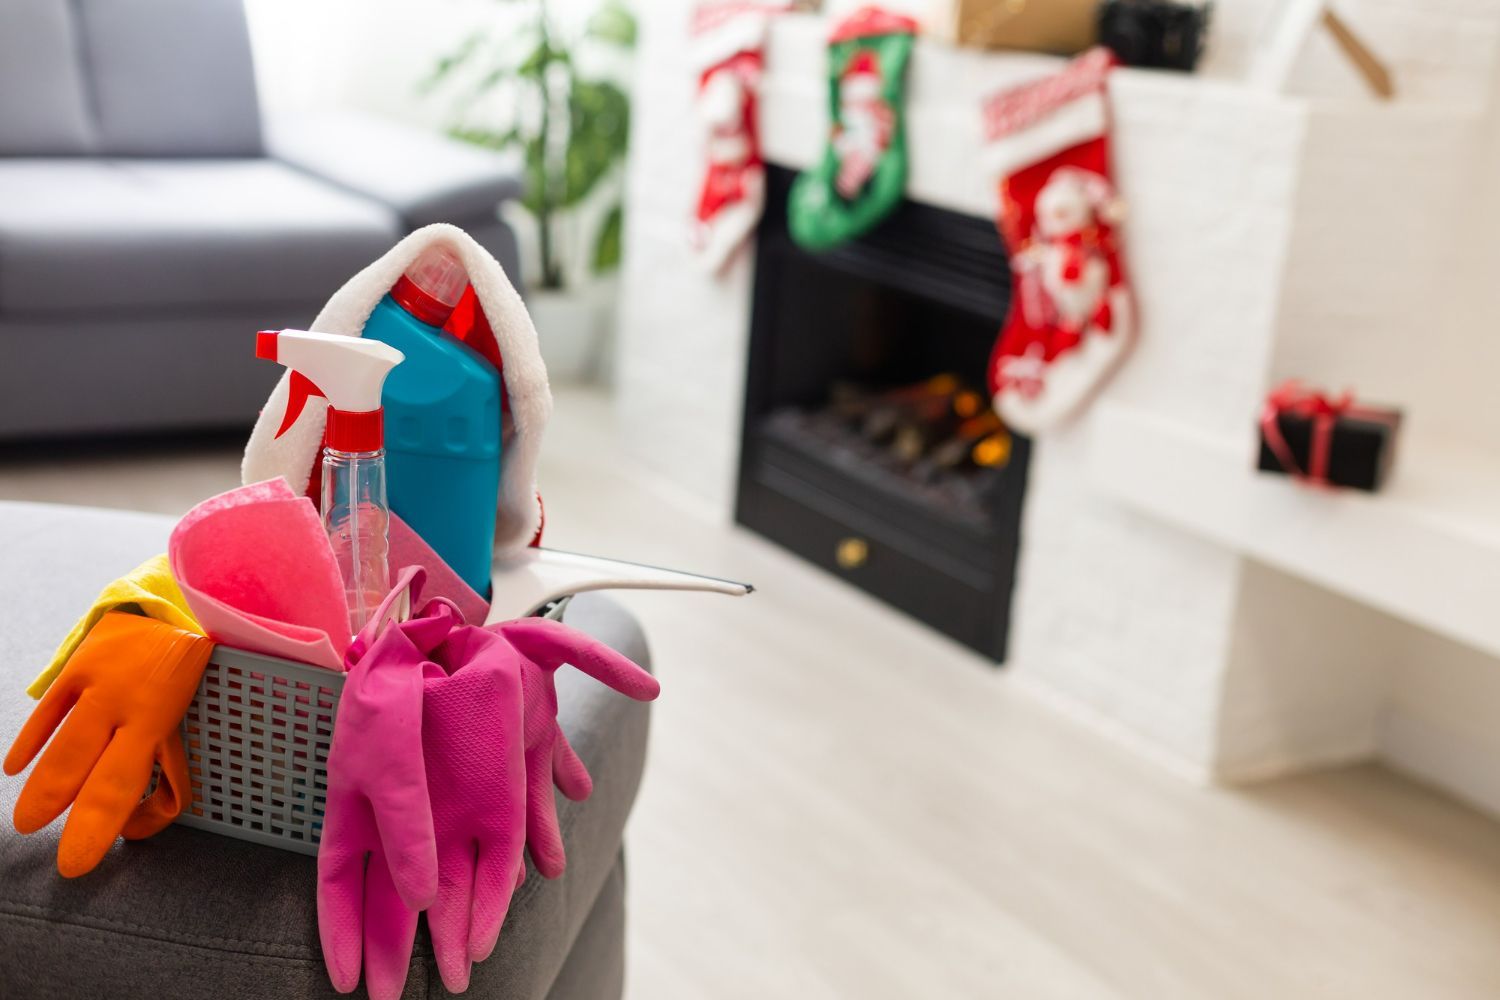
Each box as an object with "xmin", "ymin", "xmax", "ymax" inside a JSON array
[
  {"xmin": 1089, "ymin": 402, "xmax": 1500, "ymax": 658},
  {"xmin": 759, "ymin": 17, "xmax": 1483, "ymax": 237}
]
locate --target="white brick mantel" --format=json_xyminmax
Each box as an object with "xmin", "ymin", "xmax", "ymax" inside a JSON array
[{"xmin": 616, "ymin": 3, "xmax": 1500, "ymax": 811}]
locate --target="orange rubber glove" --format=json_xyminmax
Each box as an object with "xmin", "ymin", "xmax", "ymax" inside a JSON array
[
  {"xmin": 4, "ymin": 611, "xmax": 213, "ymax": 877},
  {"xmin": 27, "ymin": 553, "xmax": 200, "ymax": 699}
]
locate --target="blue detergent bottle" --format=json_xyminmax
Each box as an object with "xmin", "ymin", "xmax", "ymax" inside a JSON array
[{"xmin": 360, "ymin": 247, "xmax": 501, "ymax": 596}]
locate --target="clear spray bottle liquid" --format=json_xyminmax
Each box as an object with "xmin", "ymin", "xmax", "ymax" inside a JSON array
[
  {"xmin": 255, "ymin": 328, "xmax": 405, "ymax": 637},
  {"xmin": 322, "ymin": 445, "xmax": 391, "ymax": 634}
]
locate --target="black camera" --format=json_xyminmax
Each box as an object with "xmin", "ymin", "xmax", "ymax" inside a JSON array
[{"xmin": 1099, "ymin": 0, "xmax": 1212, "ymax": 71}]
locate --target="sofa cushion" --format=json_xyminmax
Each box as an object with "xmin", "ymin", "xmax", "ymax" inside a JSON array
[
  {"xmin": 0, "ymin": 311, "xmax": 296, "ymax": 440},
  {"xmin": 0, "ymin": 160, "xmax": 401, "ymax": 315},
  {"xmin": 0, "ymin": 1, "xmax": 95, "ymax": 155},
  {"xmin": 0, "ymin": 502, "xmax": 652, "ymax": 999},
  {"xmin": 75, "ymin": 0, "xmax": 263, "ymax": 156},
  {"xmin": 267, "ymin": 113, "xmax": 526, "ymax": 227}
]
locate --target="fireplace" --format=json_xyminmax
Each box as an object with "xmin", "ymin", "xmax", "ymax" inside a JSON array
[{"xmin": 735, "ymin": 166, "xmax": 1030, "ymax": 661}]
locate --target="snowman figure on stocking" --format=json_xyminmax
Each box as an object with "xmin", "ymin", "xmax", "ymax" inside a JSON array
[
  {"xmin": 1028, "ymin": 167, "xmax": 1124, "ymax": 346},
  {"xmin": 996, "ymin": 166, "xmax": 1132, "ymax": 430},
  {"xmin": 983, "ymin": 48, "xmax": 1136, "ymax": 434}
]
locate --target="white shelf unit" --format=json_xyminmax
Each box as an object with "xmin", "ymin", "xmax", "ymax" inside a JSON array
[{"xmin": 1089, "ymin": 403, "xmax": 1500, "ymax": 659}]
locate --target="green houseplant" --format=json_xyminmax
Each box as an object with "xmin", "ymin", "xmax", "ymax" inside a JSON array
[{"xmin": 423, "ymin": 0, "xmax": 635, "ymax": 292}]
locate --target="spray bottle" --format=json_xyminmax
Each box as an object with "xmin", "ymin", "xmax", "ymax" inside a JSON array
[{"xmin": 256, "ymin": 329, "xmax": 405, "ymax": 634}]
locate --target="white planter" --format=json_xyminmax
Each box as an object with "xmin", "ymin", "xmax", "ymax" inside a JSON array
[{"xmin": 527, "ymin": 288, "xmax": 609, "ymax": 383}]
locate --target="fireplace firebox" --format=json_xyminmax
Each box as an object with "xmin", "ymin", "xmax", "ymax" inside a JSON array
[{"xmin": 736, "ymin": 166, "xmax": 1030, "ymax": 661}]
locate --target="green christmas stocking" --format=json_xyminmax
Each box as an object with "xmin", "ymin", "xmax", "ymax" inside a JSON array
[{"xmin": 789, "ymin": 7, "xmax": 917, "ymax": 251}]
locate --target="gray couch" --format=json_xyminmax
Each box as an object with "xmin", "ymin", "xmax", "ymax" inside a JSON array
[
  {"xmin": 0, "ymin": 502, "xmax": 652, "ymax": 999},
  {"xmin": 0, "ymin": 0, "xmax": 523, "ymax": 440}
]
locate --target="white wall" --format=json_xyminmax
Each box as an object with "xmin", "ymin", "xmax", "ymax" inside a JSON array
[
  {"xmin": 1217, "ymin": 561, "xmax": 1403, "ymax": 780},
  {"xmin": 1383, "ymin": 625, "xmax": 1500, "ymax": 815},
  {"xmin": 1374, "ymin": 14, "xmax": 1500, "ymax": 817},
  {"xmin": 1008, "ymin": 432, "xmax": 1246, "ymax": 777},
  {"xmin": 1269, "ymin": 103, "xmax": 1495, "ymax": 454},
  {"xmin": 246, "ymin": 0, "xmax": 482, "ymax": 121},
  {"xmin": 245, "ymin": 0, "xmax": 600, "ymax": 123}
]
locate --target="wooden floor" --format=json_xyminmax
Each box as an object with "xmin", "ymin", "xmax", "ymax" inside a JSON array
[{"xmin": 5, "ymin": 386, "xmax": 1500, "ymax": 999}]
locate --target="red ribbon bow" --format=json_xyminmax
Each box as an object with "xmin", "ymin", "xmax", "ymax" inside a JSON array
[{"xmin": 1259, "ymin": 380, "xmax": 1364, "ymax": 486}]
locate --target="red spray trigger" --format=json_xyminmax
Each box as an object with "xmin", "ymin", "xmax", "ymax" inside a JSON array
[
  {"xmin": 254, "ymin": 328, "xmax": 402, "ymax": 451},
  {"xmin": 256, "ymin": 330, "xmax": 327, "ymax": 439},
  {"xmin": 279, "ymin": 371, "xmax": 326, "ymax": 438}
]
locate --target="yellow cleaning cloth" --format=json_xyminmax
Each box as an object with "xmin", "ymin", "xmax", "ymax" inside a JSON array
[{"xmin": 27, "ymin": 553, "xmax": 202, "ymax": 699}]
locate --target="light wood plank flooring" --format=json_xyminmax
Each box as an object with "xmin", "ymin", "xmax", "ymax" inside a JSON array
[{"xmin": 3, "ymin": 386, "xmax": 1499, "ymax": 999}]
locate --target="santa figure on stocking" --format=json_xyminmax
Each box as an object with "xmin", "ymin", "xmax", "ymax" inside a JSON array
[{"xmin": 832, "ymin": 50, "xmax": 894, "ymax": 199}]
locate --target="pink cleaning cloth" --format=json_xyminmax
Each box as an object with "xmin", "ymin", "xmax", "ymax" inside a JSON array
[
  {"xmin": 169, "ymin": 480, "xmax": 351, "ymax": 670},
  {"xmin": 388, "ymin": 514, "xmax": 489, "ymax": 625}
]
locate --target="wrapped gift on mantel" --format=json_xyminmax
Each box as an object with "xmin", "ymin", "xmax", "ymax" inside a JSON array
[
  {"xmin": 924, "ymin": 0, "xmax": 1100, "ymax": 54},
  {"xmin": 1098, "ymin": 0, "xmax": 1212, "ymax": 71},
  {"xmin": 1256, "ymin": 381, "xmax": 1403, "ymax": 492}
]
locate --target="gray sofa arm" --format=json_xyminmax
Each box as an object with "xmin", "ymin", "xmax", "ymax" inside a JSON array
[
  {"xmin": 0, "ymin": 505, "xmax": 650, "ymax": 1000},
  {"xmin": 267, "ymin": 111, "xmax": 524, "ymax": 229}
]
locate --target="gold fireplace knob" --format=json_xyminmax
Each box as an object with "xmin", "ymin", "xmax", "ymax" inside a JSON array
[{"xmin": 836, "ymin": 537, "xmax": 869, "ymax": 570}]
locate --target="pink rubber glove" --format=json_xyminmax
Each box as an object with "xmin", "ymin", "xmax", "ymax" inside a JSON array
[
  {"xmin": 353, "ymin": 615, "xmax": 660, "ymax": 995},
  {"xmin": 487, "ymin": 618, "xmax": 661, "ymax": 878},
  {"xmin": 339, "ymin": 604, "xmax": 530, "ymax": 996},
  {"xmin": 420, "ymin": 620, "xmax": 530, "ymax": 993},
  {"xmin": 318, "ymin": 570, "xmax": 444, "ymax": 999}
]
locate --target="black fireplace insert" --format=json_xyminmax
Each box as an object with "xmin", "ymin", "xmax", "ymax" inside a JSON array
[{"xmin": 736, "ymin": 166, "xmax": 1030, "ymax": 661}]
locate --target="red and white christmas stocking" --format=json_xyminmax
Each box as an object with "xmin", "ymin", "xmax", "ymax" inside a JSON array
[
  {"xmin": 689, "ymin": 2, "xmax": 786, "ymax": 273},
  {"xmin": 981, "ymin": 48, "xmax": 1134, "ymax": 434}
]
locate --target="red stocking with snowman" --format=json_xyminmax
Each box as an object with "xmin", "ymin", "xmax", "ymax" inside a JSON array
[{"xmin": 981, "ymin": 48, "xmax": 1134, "ymax": 434}]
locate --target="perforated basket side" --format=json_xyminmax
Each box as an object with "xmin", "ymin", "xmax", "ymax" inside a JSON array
[
  {"xmin": 175, "ymin": 646, "xmax": 345, "ymax": 856},
  {"xmin": 174, "ymin": 600, "xmax": 570, "ymax": 855}
]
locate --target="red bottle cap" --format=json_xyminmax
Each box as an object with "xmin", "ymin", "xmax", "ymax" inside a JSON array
[
  {"xmin": 391, "ymin": 246, "xmax": 467, "ymax": 327},
  {"xmin": 325, "ymin": 407, "xmax": 384, "ymax": 454}
]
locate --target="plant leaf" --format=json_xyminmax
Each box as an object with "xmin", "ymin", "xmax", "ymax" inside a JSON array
[
  {"xmin": 592, "ymin": 202, "xmax": 624, "ymax": 273},
  {"xmin": 448, "ymin": 125, "xmax": 524, "ymax": 151},
  {"xmin": 587, "ymin": 1, "xmax": 637, "ymax": 48},
  {"xmin": 562, "ymin": 79, "xmax": 630, "ymax": 207},
  {"xmin": 521, "ymin": 134, "xmax": 550, "ymax": 219},
  {"xmin": 418, "ymin": 30, "xmax": 487, "ymax": 94},
  {"xmin": 518, "ymin": 38, "xmax": 572, "ymax": 80}
]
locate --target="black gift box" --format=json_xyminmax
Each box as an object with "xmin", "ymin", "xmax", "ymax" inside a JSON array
[
  {"xmin": 1099, "ymin": 0, "xmax": 1211, "ymax": 72},
  {"xmin": 1256, "ymin": 395, "xmax": 1402, "ymax": 492}
]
